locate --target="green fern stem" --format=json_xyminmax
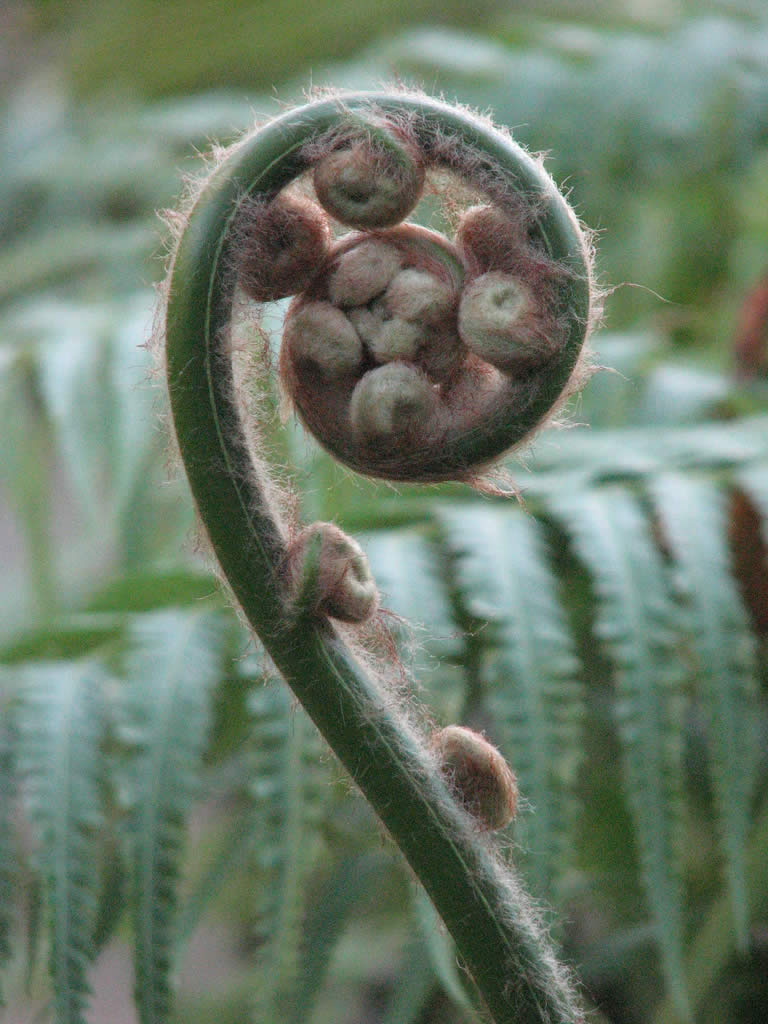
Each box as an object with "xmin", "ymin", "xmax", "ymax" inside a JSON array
[{"xmin": 164, "ymin": 93, "xmax": 588, "ymax": 1024}]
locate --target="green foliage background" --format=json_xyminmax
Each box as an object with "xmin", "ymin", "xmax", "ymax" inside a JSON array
[{"xmin": 1, "ymin": 2, "xmax": 767, "ymax": 1022}]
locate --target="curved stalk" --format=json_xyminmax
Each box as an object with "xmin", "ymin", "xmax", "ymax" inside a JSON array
[{"xmin": 164, "ymin": 92, "xmax": 588, "ymax": 1023}]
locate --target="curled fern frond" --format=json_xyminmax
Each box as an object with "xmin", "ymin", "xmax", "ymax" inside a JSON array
[
  {"xmin": 17, "ymin": 661, "xmax": 106, "ymax": 1024},
  {"xmin": 160, "ymin": 91, "xmax": 592, "ymax": 1024},
  {"xmin": 270, "ymin": 98, "xmax": 594, "ymax": 483},
  {"xmin": 162, "ymin": 91, "xmax": 595, "ymax": 488}
]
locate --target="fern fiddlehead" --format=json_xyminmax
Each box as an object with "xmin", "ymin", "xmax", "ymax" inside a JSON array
[{"xmin": 160, "ymin": 91, "xmax": 595, "ymax": 1024}]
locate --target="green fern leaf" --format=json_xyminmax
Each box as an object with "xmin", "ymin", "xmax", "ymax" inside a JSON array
[
  {"xmin": 174, "ymin": 811, "xmax": 258, "ymax": 962},
  {"xmin": 435, "ymin": 503, "xmax": 583, "ymax": 899},
  {"xmin": 31, "ymin": 293, "xmax": 161, "ymax": 556},
  {"xmin": 0, "ymin": 350, "xmax": 55, "ymax": 618},
  {"xmin": 0, "ymin": 719, "xmax": 16, "ymax": 1004},
  {"xmin": 362, "ymin": 528, "xmax": 462, "ymax": 685},
  {"xmin": 547, "ymin": 486, "xmax": 691, "ymax": 1020},
  {"xmin": 17, "ymin": 661, "xmax": 106, "ymax": 1024},
  {"xmin": 120, "ymin": 610, "xmax": 227, "ymax": 1024},
  {"xmin": 91, "ymin": 831, "xmax": 127, "ymax": 955},
  {"xmin": 248, "ymin": 680, "xmax": 328, "ymax": 1024},
  {"xmin": 738, "ymin": 463, "xmax": 768, "ymax": 544},
  {"xmin": 516, "ymin": 415, "xmax": 768, "ymax": 498},
  {"xmin": 380, "ymin": 935, "xmax": 440, "ymax": 1024},
  {"xmin": 652, "ymin": 473, "xmax": 759, "ymax": 949},
  {"xmin": 288, "ymin": 850, "xmax": 391, "ymax": 1024},
  {"xmin": 31, "ymin": 304, "xmax": 117, "ymax": 529}
]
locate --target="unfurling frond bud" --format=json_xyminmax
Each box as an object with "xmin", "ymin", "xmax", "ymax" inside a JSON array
[
  {"xmin": 384, "ymin": 268, "xmax": 456, "ymax": 325},
  {"xmin": 259, "ymin": 97, "xmax": 593, "ymax": 485},
  {"xmin": 349, "ymin": 363, "xmax": 439, "ymax": 444},
  {"xmin": 236, "ymin": 192, "xmax": 330, "ymax": 302},
  {"xmin": 365, "ymin": 315, "xmax": 423, "ymax": 363},
  {"xmin": 313, "ymin": 127, "xmax": 425, "ymax": 229},
  {"xmin": 328, "ymin": 239, "xmax": 403, "ymax": 307},
  {"xmin": 455, "ymin": 204, "xmax": 525, "ymax": 276},
  {"xmin": 458, "ymin": 272, "xmax": 564, "ymax": 373},
  {"xmin": 287, "ymin": 522, "xmax": 378, "ymax": 623},
  {"xmin": 433, "ymin": 725, "xmax": 518, "ymax": 831},
  {"xmin": 283, "ymin": 301, "xmax": 363, "ymax": 379}
]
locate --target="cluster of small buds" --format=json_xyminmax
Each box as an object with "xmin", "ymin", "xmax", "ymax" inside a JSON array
[
  {"xmin": 233, "ymin": 106, "xmax": 590, "ymax": 483},
  {"xmin": 281, "ymin": 224, "xmax": 470, "ymax": 453},
  {"xmin": 432, "ymin": 725, "xmax": 518, "ymax": 831}
]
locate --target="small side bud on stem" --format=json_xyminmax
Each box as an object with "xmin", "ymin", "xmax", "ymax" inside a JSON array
[
  {"xmin": 433, "ymin": 725, "xmax": 518, "ymax": 831},
  {"xmin": 287, "ymin": 522, "xmax": 378, "ymax": 623}
]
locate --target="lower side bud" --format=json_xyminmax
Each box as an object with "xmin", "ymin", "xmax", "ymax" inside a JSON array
[{"xmin": 432, "ymin": 725, "xmax": 518, "ymax": 831}]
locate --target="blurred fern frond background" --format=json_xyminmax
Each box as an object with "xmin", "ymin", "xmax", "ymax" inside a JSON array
[{"xmin": 1, "ymin": 2, "xmax": 767, "ymax": 1022}]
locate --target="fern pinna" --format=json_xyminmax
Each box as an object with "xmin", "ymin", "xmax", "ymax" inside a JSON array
[
  {"xmin": 1, "ymin": 87, "xmax": 766, "ymax": 1024},
  {"xmin": 119, "ymin": 610, "xmax": 228, "ymax": 1024},
  {"xmin": 17, "ymin": 662, "xmax": 106, "ymax": 1024}
]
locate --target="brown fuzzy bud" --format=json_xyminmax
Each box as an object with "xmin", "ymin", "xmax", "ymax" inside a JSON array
[
  {"xmin": 369, "ymin": 318, "xmax": 423, "ymax": 363},
  {"xmin": 283, "ymin": 301, "xmax": 363, "ymax": 378},
  {"xmin": 455, "ymin": 204, "xmax": 525, "ymax": 276},
  {"xmin": 349, "ymin": 363, "xmax": 438, "ymax": 444},
  {"xmin": 328, "ymin": 238, "xmax": 403, "ymax": 307},
  {"xmin": 433, "ymin": 725, "xmax": 518, "ymax": 831},
  {"xmin": 346, "ymin": 304, "xmax": 383, "ymax": 346},
  {"xmin": 458, "ymin": 272, "xmax": 562, "ymax": 373},
  {"xmin": 384, "ymin": 268, "xmax": 456, "ymax": 325},
  {"xmin": 417, "ymin": 328, "xmax": 467, "ymax": 384},
  {"xmin": 313, "ymin": 136, "xmax": 425, "ymax": 229},
  {"xmin": 237, "ymin": 192, "xmax": 330, "ymax": 302},
  {"xmin": 288, "ymin": 522, "xmax": 378, "ymax": 623},
  {"xmin": 348, "ymin": 301, "xmax": 423, "ymax": 363}
]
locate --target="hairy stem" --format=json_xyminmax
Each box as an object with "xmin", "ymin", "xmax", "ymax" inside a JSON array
[{"xmin": 164, "ymin": 92, "xmax": 586, "ymax": 1023}]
